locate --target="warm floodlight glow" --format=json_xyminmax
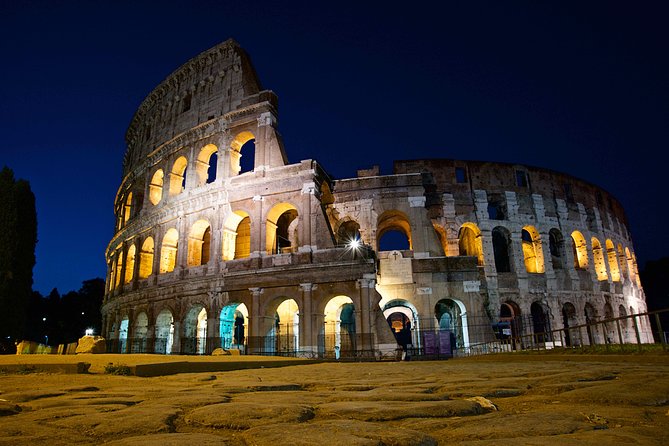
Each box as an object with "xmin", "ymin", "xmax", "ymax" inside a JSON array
[{"xmin": 85, "ymin": 328, "xmax": 94, "ymax": 336}]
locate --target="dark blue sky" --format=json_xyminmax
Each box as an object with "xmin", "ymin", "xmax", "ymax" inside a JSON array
[{"xmin": 1, "ymin": 1, "xmax": 667, "ymax": 295}]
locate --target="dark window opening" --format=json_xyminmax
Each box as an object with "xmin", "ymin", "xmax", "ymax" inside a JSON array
[
  {"xmin": 240, "ymin": 139, "xmax": 255, "ymax": 174},
  {"xmin": 492, "ymin": 228, "xmax": 511, "ymax": 272},
  {"xmin": 488, "ymin": 202, "xmax": 506, "ymax": 220},
  {"xmin": 181, "ymin": 93, "xmax": 192, "ymax": 113},
  {"xmin": 206, "ymin": 152, "xmax": 218, "ymax": 183},
  {"xmin": 379, "ymin": 230, "xmax": 410, "ymax": 251},
  {"xmin": 455, "ymin": 167, "xmax": 467, "ymax": 183},
  {"xmin": 516, "ymin": 170, "xmax": 529, "ymax": 188}
]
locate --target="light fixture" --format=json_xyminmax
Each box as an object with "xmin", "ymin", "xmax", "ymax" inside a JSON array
[{"xmin": 85, "ymin": 328, "xmax": 94, "ymax": 336}]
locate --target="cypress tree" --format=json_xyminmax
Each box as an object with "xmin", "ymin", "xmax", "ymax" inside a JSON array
[{"xmin": 0, "ymin": 166, "xmax": 37, "ymax": 342}]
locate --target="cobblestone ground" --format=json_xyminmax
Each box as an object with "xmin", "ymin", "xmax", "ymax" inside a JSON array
[{"xmin": 1, "ymin": 353, "xmax": 668, "ymax": 445}]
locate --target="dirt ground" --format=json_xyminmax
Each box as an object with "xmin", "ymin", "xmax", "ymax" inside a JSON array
[{"xmin": 1, "ymin": 352, "xmax": 668, "ymax": 445}]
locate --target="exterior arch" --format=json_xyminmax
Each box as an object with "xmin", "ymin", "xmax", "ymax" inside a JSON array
[
  {"xmin": 149, "ymin": 169, "xmax": 164, "ymax": 205},
  {"xmin": 230, "ymin": 131, "xmax": 256, "ymax": 175},
  {"xmin": 561, "ymin": 302, "xmax": 580, "ymax": 346},
  {"xmin": 268, "ymin": 298, "xmax": 300, "ymax": 354},
  {"xmin": 530, "ymin": 301, "xmax": 551, "ymax": 342},
  {"xmin": 195, "ymin": 144, "xmax": 218, "ymax": 185},
  {"xmin": 155, "ymin": 308, "xmax": 174, "ymax": 354},
  {"xmin": 435, "ymin": 298, "xmax": 470, "ymax": 349},
  {"xmin": 591, "ymin": 237, "xmax": 608, "ymax": 281},
  {"xmin": 549, "ymin": 228, "xmax": 564, "ymax": 270},
  {"xmin": 617, "ymin": 243, "xmax": 628, "ymax": 280},
  {"xmin": 124, "ymin": 244, "xmax": 136, "ymax": 284},
  {"xmin": 113, "ymin": 246, "xmax": 123, "ymax": 289},
  {"xmin": 499, "ymin": 301, "xmax": 522, "ymax": 347},
  {"xmin": 571, "ymin": 231, "xmax": 588, "ymax": 269},
  {"xmin": 139, "ymin": 236, "xmax": 154, "ymax": 279},
  {"xmin": 266, "ymin": 203, "xmax": 299, "ymax": 255},
  {"xmin": 187, "ymin": 219, "xmax": 211, "ymax": 266},
  {"xmin": 220, "ymin": 302, "xmax": 249, "ymax": 350},
  {"xmin": 492, "ymin": 226, "xmax": 512, "ymax": 273},
  {"xmin": 183, "ymin": 305, "xmax": 208, "ymax": 354},
  {"xmin": 377, "ymin": 210, "xmax": 412, "ymax": 251},
  {"xmin": 383, "ymin": 299, "xmax": 420, "ymax": 350},
  {"xmin": 458, "ymin": 222, "xmax": 483, "ymax": 265},
  {"xmin": 169, "ymin": 156, "xmax": 188, "ymax": 196},
  {"xmin": 223, "ymin": 211, "xmax": 251, "ymax": 260},
  {"xmin": 159, "ymin": 228, "xmax": 179, "ymax": 273},
  {"xmin": 324, "ymin": 295, "xmax": 356, "ymax": 358},
  {"xmin": 605, "ymin": 239, "xmax": 620, "ymax": 282},
  {"xmin": 118, "ymin": 315, "xmax": 130, "ymax": 353},
  {"xmin": 123, "ymin": 192, "xmax": 133, "ymax": 225},
  {"xmin": 336, "ymin": 219, "xmax": 361, "ymax": 246},
  {"xmin": 522, "ymin": 226, "xmax": 545, "ymax": 273}
]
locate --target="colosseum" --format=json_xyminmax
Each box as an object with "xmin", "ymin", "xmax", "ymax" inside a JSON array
[{"xmin": 102, "ymin": 39, "xmax": 651, "ymax": 358}]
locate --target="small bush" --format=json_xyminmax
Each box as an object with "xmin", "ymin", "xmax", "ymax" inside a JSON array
[{"xmin": 104, "ymin": 363, "xmax": 132, "ymax": 375}]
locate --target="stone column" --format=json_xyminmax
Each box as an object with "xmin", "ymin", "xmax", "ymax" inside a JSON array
[
  {"xmin": 299, "ymin": 182, "xmax": 316, "ymax": 252},
  {"xmin": 249, "ymin": 288, "xmax": 263, "ymax": 353},
  {"xmin": 299, "ymin": 283, "xmax": 315, "ymax": 355},
  {"xmin": 171, "ymin": 320, "xmax": 182, "ymax": 354},
  {"xmin": 252, "ymin": 195, "xmax": 264, "ymax": 256}
]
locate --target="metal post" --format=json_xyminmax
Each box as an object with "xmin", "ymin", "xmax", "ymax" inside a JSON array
[
  {"xmin": 632, "ymin": 314, "xmax": 642, "ymax": 351},
  {"xmin": 654, "ymin": 313, "xmax": 666, "ymax": 351},
  {"xmin": 615, "ymin": 319, "xmax": 624, "ymax": 350}
]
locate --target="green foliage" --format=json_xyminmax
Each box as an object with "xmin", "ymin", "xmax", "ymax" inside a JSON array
[
  {"xmin": 0, "ymin": 166, "xmax": 37, "ymax": 341},
  {"xmin": 104, "ymin": 363, "xmax": 132, "ymax": 375}
]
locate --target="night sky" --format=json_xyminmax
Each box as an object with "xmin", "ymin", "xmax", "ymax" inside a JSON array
[{"xmin": 2, "ymin": 1, "xmax": 667, "ymax": 295}]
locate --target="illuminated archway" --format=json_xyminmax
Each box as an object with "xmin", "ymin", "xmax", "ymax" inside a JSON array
[
  {"xmin": 183, "ymin": 305, "xmax": 207, "ymax": 354},
  {"xmin": 155, "ymin": 309, "xmax": 174, "ymax": 354},
  {"xmin": 132, "ymin": 312, "xmax": 148, "ymax": 353},
  {"xmin": 124, "ymin": 244, "xmax": 136, "ymax": 284},
  {"xmin": 324, "ymin": 296, "xmax": 356, "ymax": 358},
  {"xmin": 435, "ymin": 298, "xmax": 469, "ymax": 349},
  {"xmin": 522, "ymin": 226, "xmax": 545, "ymax": 273},
  {"xmin": 458, "ymin": 223, "xmax": 483, "ymax": 265},
  {"xmin": 377, "ymin": 210, "xmax": 412, "ymax": 251},
  {"xmin": 138, "ymin": 237, "xmax": 154, "ymax": 279},
  {"xmin": 118, "ymin": 316, "xmax": 129, "ymax": 353},
  {"xmin": 123, "ymin": 192, "xmax": 133, "ymax": 225},
  {"xmin": 571, "ymin": 231, "xmax": 588, "ymax": 269},
  {"xmin": 230, "ymin": 131, "xmax": 255, "ymax": 175},
  {"xmin": 169, "ymin": 156, "xmax": 188, "ymax": 196},
  {"xmin": 195, "ymin": 144, "xmax": 218, "ymax": 185},
  {"xmin": 187, "ymin": 219, "xmax": 211, "ymax": 266},
  {"xmin": 591, "ymin": 237, "xmax": 608, "ymax": 281},
  {"xmin": 149, "ymin": 169, "xmax": 164, "ymax": 205},
  {"xmin": 159, "ymin": 228, "xmax": 179, "ymax": 273},
  {"xmin": 271, "ymin": 299, "xmax": 299, "ymax": 354},
  {"xmin": 220, "ymin": 303, "xmax": 249, "ymax": 349},
  {"xmin": 222, "ymin": 211, "xmax": 251, "ymax": 260},
  {"xmin": 266, "ymin": 203, "xmax": 299, "ymax": 255},
  {"xmin": 605, "ymin": 240, "xmax": 620, "ymax": 282}
]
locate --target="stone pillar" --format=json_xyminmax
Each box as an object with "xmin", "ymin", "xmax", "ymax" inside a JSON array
[
  {"xmin": 171, "ymin": 320, "xmax": 182, "ymax": 354},
  {"xmin": 252, "ymin": 195, "xmax": 264, "ymax": 256},
  {"xmin": 176, "ymin": 212, "xmax": 188, "ymax": 272},
  {"xmin": 299, "ymin": 283, "xmax": 315, "ymax": 355},
  {"xmin": 249, "ymin": 288, "xmax": 263, "ymax": 353},
  {"xmin": 298, "ymin": 182, "xmax": 316, "ymax": 252}
]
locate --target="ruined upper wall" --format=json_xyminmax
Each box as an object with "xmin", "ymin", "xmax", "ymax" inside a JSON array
[
  {"xmin": 393, "ymin": 159, "xmax": 628, "ymax": 229},
  {"xmin": 123, "ymin": 39, "xmax": 263, "ymax": 173}
]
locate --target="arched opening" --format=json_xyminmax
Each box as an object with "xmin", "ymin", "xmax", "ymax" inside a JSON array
[
  {"xmin": 149, "ymin": 169, "xmax": 164, "ymax": 205},
  {"xmin": 323, "ymin": 296, "xmax": 356, "ymax": 358},
  {"xmin": 603, "ymin": 302, "xmax": 615, "ymax": 343},
  {"xmin": 625, "ymin": 248, "xmax": 635, "ymax": 284},
  {"xmin": 139, "ymin": 237, "xmax": 154, "ymax": 279},
  {"xmin": 220, "ymin": 303, "xmax": 249, "ymax": 350},
  {"xmin": 618, "ymin": 304, "xmax": 629, "ymax": 339},
  {"xmin": 606, "ymin": 240, "xmax": 620, "ymax": 282},
  {"xmin": 432, "ymin": 223, "xmax": 448, "ymax": 256},
  {"xmin": 591, "ymin": 237, "xmax": 608, "ymax": 281},
  {"xmin": 383, "ymin": 300, "xmax": 420, "ymax": 351},
  {"xmin": 499, "ymin": 301, "xmax": 522, "ymax": 348},
  {"xmin": 492, "ymin": 226, "xmax": 512, "ymax": 272},
  {"xmin": 549, "ymin": 228, "xmax": 564, "ymax": 270},
  {"xmin": 183, "ymin": 306, "xmax": 207, "ymax": 354},
  {"xmin": 222, "ymin": 211, "xmax": 251, "ymax": 260},
  {"xmin": 571, "ymin": 231, "xmax": 588, "ymax": 270},
  {"xmin": 522, "ymin": 226, "xmax": 545, "ymax": 273},
  {"xmin": 118, "ymin": 316, "xmax": 129, "ymax": 353},
  {"xmin": 266, "ymin": 203, "xmax": 299, "ymax": 255},
  {"xmin": 195, "ymin": 144, "xmax": 218, "ymax": 185},
  {"xmin": 169, "ymin": 156, "xmax": 188, "ymax": 196},
  {"xmin": 458, "ymin": 223, "xmax": 484, "ymax": 266},
  {"xmin": 266, "ymin": 299, "xmax": 299, "ymax": 355},
  {"xmin": 336, "ymin": 220, "xmax": 361, "ymax": 246},
  {"xmin": 561, "ymin": 302, "xmax": 580, "ymax": 347},
  {"xmin": 124, "ymin": 244, "xmax": 136, "ymax": 284},
  {"xmin": 123, "ymin": 192, "xmax": 133, "ymax": 225},
  {"xmin": 155, "ymin": 309, "xmax": 174, "ymax": 354},
  {"xmin": 114, "ymin": 248, "xmax": 123, "ymax": 289},
  {"xmin": 377, "ymin": 210, "xmax": 412, "ymax": 251},
  {"xmin": 132, "ymin": 312, "xmax": 148, "ymax": 353},
  {"xmin": 159, "ymin": 228, "xmax": 179, "ymax": 273},
  {"xmin": 530, "ymin": 302, "xmax": 551, "ymax": 343},
  {"xmin": 187, "ymin": 219, "xmax": 211, "ymax": 266},
  {"xmin": 230, "ymin": 131, "xmax": 255, "ymax": 175},
  {"xmin": 617, "ymin": 243, "xmax": 628, "ymax": 280},
  {"xmin": 435, "ymin": 299, "xmax": 469, "ymax": 350}
]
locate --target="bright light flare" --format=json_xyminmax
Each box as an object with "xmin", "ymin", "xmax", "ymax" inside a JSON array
[
  {"xmin": 349, "ymin": 238, "xmax": 361, "ymax": 249},
  {"xmin": 85, "ymin": 328, "xmax": 94, "ymax": 336}
]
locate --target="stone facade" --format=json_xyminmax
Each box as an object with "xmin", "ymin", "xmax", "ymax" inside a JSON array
[{"xmin": 102, "ymin": 40, "xmax": 650, "ymax": 357}]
